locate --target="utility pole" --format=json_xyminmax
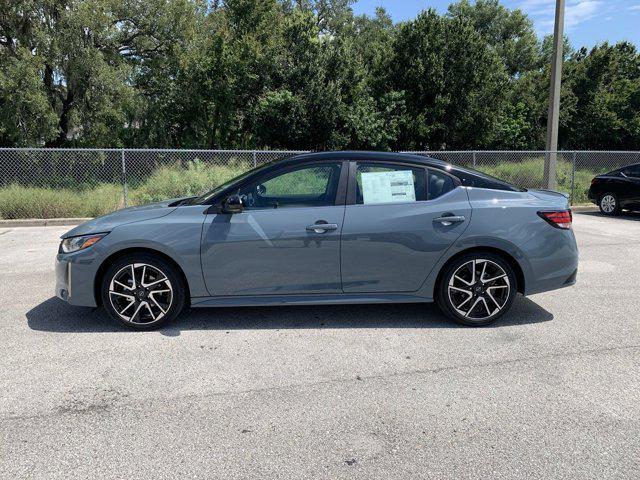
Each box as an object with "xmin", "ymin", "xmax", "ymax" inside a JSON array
[{"xmin": 544, "ymin": 0, "xmax": 565, "ymax": 190}]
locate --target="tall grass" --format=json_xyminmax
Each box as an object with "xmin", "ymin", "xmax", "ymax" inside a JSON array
[
  {"xmin": 0, "ymin": 184, "xmax": 124, "ymax": 219},
  {"xmin": 0, "ymin": 161, "xmax": 247, "ymax": 219},
  {"xmin": 478, "ymin": 158, "xmax": 595, "ymax": 204},
  {"xmin": 130, "ymin": 161, "xmax": 248, "ymax": 205},
  {"xmin": 0, "ymin": 159, "xmax": 598, "ymax": 219}
]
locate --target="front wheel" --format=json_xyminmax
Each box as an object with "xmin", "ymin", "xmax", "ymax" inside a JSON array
[
  {"xmin": 436, "ymin": 253, "xmax": 517, "ymax": 326},
  {"xmin": 101, "ymin": 254, "xmax": 186, "ymax": 330},
  {"xmin": 598, "ymin": 193, "xmax": 621, "ymax": 215}
]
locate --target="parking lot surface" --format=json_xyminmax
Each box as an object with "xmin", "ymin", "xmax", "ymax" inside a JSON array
[{"xmin": 1, "ymin": 212, "xmax": 639, "ymax": 479}]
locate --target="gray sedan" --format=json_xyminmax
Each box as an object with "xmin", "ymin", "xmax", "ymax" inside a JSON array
[{"xmin": 55, "ymin": 151, "xmax": 578, "ymax": 329}]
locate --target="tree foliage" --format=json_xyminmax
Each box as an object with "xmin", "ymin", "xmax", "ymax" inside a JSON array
[{"xmin": 1, "ymin": 0, "xmax": 639, "ymax": 150}]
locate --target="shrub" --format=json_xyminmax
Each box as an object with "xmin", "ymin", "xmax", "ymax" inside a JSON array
[
  {"xmin": 0, "ymin": 184, "xmax": 123, "ymax": 219},
  {"xmin": 130, "ymin": 160, "xmax": 248, "ymax": 205}
]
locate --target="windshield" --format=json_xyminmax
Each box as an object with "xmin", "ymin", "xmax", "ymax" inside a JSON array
[{"xmin": 187, "ymin": 162, "xmax": 274, "ymax": 205}]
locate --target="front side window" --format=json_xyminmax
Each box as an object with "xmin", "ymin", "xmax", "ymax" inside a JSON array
[
  {"xmin": 355, "ymin": 163, "xmax": 426, "ymax": 205},
  {"xmin": 239, "ymin": 163, "xmax": 342, "ymax": 209}
]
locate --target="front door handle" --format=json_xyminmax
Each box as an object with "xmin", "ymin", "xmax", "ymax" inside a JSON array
[
  {"xmin": 433, "ymin": 215, "xmax": 465, "ymax": 226},
  {"xmin": 306, "ymin": 223, "xmax": 338, "ymax": 233}
]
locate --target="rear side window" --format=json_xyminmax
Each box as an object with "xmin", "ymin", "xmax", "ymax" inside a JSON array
[
  {"xmin": 355, "ymin": 163, "xmax": 426, "ymax": 205},
  {"xmin": 427, "ymin": 169, "xmax": 456, "ymax": 200}
]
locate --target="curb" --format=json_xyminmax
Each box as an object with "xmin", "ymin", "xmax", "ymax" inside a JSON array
[
  {"xmin": 0, "ymin": 218, "xmax": 92, "ymax": 228},
  {"xmin": 570, "ymin": 205, "xmax": 598, "ymax": 213}
]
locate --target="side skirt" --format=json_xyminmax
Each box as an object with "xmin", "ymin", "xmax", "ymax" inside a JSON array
[{"xmin": 190, "ymin": 293, "xmax": 433, "ymax": 308}]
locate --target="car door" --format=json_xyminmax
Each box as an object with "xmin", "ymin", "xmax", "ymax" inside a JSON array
[
  {"xmin": 341, "ymin": 161, "xmax": 472, "ymax": 293},
  {"xmin": 622, "ymin": 165, "xmax": 640, "ymax": 207},
  {"xmin": 201, "ymin": 161, "xmax": 347, "ymax": 296}
]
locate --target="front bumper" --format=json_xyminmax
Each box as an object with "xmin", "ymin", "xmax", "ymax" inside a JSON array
[{"xmin": 55, "ymin": 253, "xmax": 99, "ymax": 307}]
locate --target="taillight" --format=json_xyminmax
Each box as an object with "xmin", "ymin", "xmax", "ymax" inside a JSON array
[{"xmin": 538, "ymin": 210, "xmax": 572, "ymax": 229}]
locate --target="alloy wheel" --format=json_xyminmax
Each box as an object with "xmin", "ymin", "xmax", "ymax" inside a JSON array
[
  {"xmin": 108, "ymin": 263, "xmax": 173, "ymax": 324},
  {"xmin": 447, "ymin": 259, "xmax": 511, "ymax": 320},
  {"xmin": 600, "ymin": 195, "xmax": 616, "ymax": 214}
]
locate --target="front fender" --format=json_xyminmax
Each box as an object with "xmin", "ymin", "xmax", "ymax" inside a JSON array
[{"xmin": 92, "ymin": 206, "xmax": 209, "ymax": 298}]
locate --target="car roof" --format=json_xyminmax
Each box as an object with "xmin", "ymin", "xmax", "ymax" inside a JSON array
[
  {"xmin": 274, "ymin": 151, "xmax": 520, "ymax": 191},
  {"xmin": 281, "ymin": 150, "xmax": 450, "ymax": 168}
]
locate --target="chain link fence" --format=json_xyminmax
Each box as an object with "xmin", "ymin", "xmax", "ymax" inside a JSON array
[{"xmin": 1, "ymin": 148, "xmax": 639, "ymax": 218}]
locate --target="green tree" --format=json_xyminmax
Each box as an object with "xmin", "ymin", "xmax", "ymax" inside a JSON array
[
  {"xmin": 447, "ymin": 0, "xmax": 538, "ymax": 77},
  {"xmin": 564, "ymin": 42, "xmax": 640, "ymax": 150},
  {"xmin": 389, "ymin": 9, "xmax": 508, "ymax": 149}
]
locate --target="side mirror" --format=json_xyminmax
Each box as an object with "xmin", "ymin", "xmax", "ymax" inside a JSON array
[{"xmin": 222, "ymin": 194, "xmax": 243, "ymax": 214}]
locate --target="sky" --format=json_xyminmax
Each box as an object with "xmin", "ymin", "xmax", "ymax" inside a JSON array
[{"xmin": 352, "ymin": 0, "xmax": 640, "ymax": 48}]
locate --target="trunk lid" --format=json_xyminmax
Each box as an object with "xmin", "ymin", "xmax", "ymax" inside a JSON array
[{"xmin": 528, "ymin": 189, "xmax": 570, "ymax": 209}]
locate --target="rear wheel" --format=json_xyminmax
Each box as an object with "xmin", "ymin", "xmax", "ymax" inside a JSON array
[
  {"xmin": 436, "ymin": 252, "xmax": 517, "ymax": 326},
  {"xmin": 599, "ymin": 193, "xmax": 621, "ymax": 215},
  {"xmin": 101, "ymin": 254, "xmax": 186, "ymax": 330}
]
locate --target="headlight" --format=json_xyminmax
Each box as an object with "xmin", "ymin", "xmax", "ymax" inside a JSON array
[{"xmin": 60, "ymin": 233, "xmax": 107, "ymax": 253}]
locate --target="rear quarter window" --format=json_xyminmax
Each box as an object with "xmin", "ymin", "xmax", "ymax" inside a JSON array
[{"xmin": 427, "ymin": 169, "xmax": 456, "ymax": 200}]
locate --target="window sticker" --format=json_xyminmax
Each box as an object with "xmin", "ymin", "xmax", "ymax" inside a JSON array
[{"xmin": 361, "ymin": 170, "xmax": 416, "ymax": 204}]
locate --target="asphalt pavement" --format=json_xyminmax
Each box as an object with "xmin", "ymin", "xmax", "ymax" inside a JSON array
[{"xmin": 1, "ymin": 211, "xmax": 639, "ymax": 479}]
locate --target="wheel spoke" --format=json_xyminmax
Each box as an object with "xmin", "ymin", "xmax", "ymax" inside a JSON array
[
  {"xmin": 145, "ymin": 302, "xmax": 156, "ymax": 320},
  {"xmin": 465, "ymin": 297, "xmax": 482, "ymax": 317},
  {"xmin": 129, "ymin": 301, "xmax": 145, "ymax": 322},
  {"xmin": 482, "ymin": 273, "xmax": 506, "ymax": 284},
  {"xmin": 449, "ymin": 285, "xmax": 472, "ymax": 295},
  {"xmin": 130, "ymin": 264, "xmax": 137, "ymax": 289},
  {"xmin": 120, "ymin": 300, "xmax": 135, "ymax": 313},
  {"xmin": 479, "ymin": 297, "xmax": 492, "ymax": 316},
  {"xmin": 149, "ymin": 294, "xmax": 167, "ymax": 314},
  {"xmin": 486, "ymin": 290, "xmax": 502, "ymax": 310},
  {"xmin": 453, "ymin": 274, "xmax": 473, "ymax": 286},
  {"xmin": 457, "ymin": 294, "xmax": 472, "ymax": 309},
  {"xmin": 142, "ymin": 277, "xmax": 168, "ymax": 288},
  {"xmin": 110, "ymin": 291, "xmax": 134, "ymax": 300},
  {"xmin": 114, "ymin": 280, "xmax": 134, "ymax": 291},
  {"xmin": 470, "ymin": 260, "xmax": 476, "ymax": 284}
]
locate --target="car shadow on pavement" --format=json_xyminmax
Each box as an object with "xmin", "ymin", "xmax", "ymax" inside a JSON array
[{"xmin": 26, "ymin": 296, "xmax": 553, "ymax": 334}]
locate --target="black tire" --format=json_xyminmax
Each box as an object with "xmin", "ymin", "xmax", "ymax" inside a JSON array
[
  {"xmin": 598, "ymin": 193, "xmax": 621, "ymax": 215},
  {"xmin": 436, "ymin": 252, "xmax": 517, "ymax": 327},
  {"xmin": 100, "ymin": 253, "xmax": 186, "ymax": 330}
]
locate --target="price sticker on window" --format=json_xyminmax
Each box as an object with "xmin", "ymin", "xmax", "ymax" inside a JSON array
[{"xmin": 361, "ymin": 170, "xmax": 416, "ymax": 204}]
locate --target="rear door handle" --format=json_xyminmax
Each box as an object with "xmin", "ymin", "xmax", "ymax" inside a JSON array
[
  {"xmin": 434, "ymin": 215, "xmax": 465, "ymax": 226},
  {"xmin": 306, "ymin": 223, "xmax": 338, "ymax": 233}
]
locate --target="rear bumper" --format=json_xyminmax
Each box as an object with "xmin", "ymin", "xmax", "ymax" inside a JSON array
[
  {"xmin": 55, "ymin": 253, "xmax": 99, "ymax": 307},
  {"xmin": 523, "ymin": 229, "xmax": 579, "ymax": 296}
]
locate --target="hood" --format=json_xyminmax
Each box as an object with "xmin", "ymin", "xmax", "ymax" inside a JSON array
[
  {"xmin": 528, "ymin": 189, "xmax": 570, "ymax": 209},
  {"xmin": 61, "ymin": 197, "xmax": 188, "ymax": 239}
]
